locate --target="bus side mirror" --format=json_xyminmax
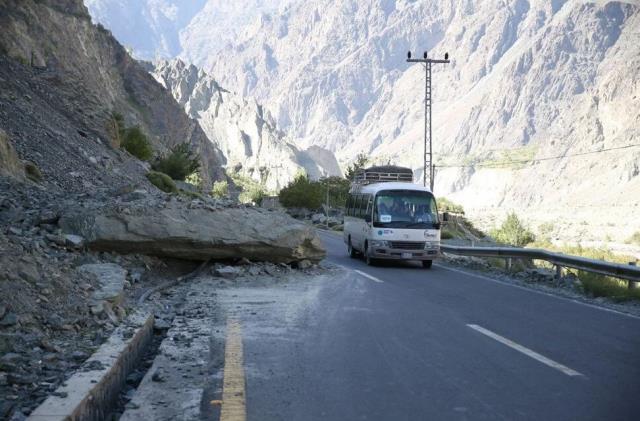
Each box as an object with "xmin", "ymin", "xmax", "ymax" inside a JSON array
[
  {"xmin": 442, "ymin": 212, "xmax": 450, "ymax": 223},
  {"xmin": 364, "ymin": 214, "xmax": 372, "ymax": 223}
]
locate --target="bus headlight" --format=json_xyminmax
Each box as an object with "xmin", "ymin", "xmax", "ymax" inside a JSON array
[
  {"xmin": 370, "ymin": 240, "xmax": 389, "ymax": 248},
  {"xmin": 424, "ymin": 242, "xmax": 439, "ymax": 250}
]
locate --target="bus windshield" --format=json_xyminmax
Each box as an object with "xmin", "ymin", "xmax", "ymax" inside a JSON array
[{"xmin": 374, "ymin": 190, "xmax": 438, "ymax": 228}]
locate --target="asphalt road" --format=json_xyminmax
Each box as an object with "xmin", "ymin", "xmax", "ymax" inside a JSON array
[{"xmin": 210, "ymin": 230, "xmax": 640, "ymax": 421}]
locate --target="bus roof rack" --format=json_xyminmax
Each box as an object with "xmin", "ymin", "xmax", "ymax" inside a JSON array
[{"xmin": 353, "ymin": 165, "xmax": 414, "ymax": 184}]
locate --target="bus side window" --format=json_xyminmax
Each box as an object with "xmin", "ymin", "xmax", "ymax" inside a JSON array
[
  {"xmin": 360, "ymin": 195, "xmax": 367, "ymax": 219},
  {"xmin": 346, "ymin": 195, "xmax": 352, "ymax": 216},
  {"xmin": 349, "ymin": 195, "xmax": 355, "ymax": 218},
  {"xmin": 353, "ymin": 195, "xmax": 359, "ymax": 218},
  {"xmin": 355, "ymin": 194, "xmax": 363, "ymax": 218},
  {"xmin": 352, "ymin": 195, "xmax": 358, "ymax": 217},
  {"xmin": 365, "ymin": 195, "xmax": 372, "ymax": 216}
]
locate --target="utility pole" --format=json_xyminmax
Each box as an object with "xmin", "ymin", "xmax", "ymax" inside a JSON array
[
  {"xmin": 326, "ymin": 180, "xmax": 330, "ymax": 229},
  {"xmin": 406, "ymin": 50, "xmax": 450, "ymax": 191}
]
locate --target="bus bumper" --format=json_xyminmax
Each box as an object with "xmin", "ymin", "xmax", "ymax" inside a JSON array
[{"xmin": 368, "ymin": 247, "xmax": 441, "ymax": 261}]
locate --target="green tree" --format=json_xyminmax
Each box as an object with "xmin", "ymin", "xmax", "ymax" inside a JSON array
[
  {"xmin": 318, "ymin": 176, "xmax": 350, "ymax": 208},
  {"xmin": 279, "ymin": 174, "xmax": 324, "ymax": 209},
  {"xmin": 152, "ymin": 143, "xmax": 200, "ymax": 181},
  {"xmin": 121, "ymin": 126, "xmax": 153, "ymax": 161},
  {"xmin": 490, "ymin": 212, "xmax": 535, "ymax": 247},
  {"xmin": 344, "ymin": 153, "xmax": 369, "ymax": 180}
]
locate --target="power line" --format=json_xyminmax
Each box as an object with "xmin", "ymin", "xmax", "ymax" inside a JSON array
[{"xmin": 436, "ymin": 143, "xmax": 640, "ymax": 169}]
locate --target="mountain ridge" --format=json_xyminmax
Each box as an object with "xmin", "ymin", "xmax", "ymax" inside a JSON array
[{"xmin": 152, "ymin": 59, "xmax": 341, "ymax": 191}]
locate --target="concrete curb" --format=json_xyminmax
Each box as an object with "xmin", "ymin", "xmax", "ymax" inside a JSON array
[{"xmin": 27, "ymin": 312, "xmax": 154, "ymax": 421}]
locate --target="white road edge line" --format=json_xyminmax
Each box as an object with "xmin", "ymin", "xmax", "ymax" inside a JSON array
[
  {"xmin": 467, "ymin": 324, "xmax": 583, "ymax": 377},
  {"xmin": 435, "ymin": 264, "xmax": 640, "ymax": 321},
  {"xmin": 354, "ymin": 269, "xmax": 384, "ymax": 283}
]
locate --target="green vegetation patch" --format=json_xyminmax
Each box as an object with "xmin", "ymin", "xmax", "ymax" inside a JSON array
[
  {"xmin": 442, "ymin": 216, "xmax": 486, "ymax": 240},
  {"xmin": 240, "ymin": 186, "xmax": 266, "ymax": 206},
  {"xmin": 437, "ymin": 197, "xmax": 465, "ymax": 214},
  {"xmin": 121, "ymin": 126, "xmax": 153, "ymax": 161},
  {"xmin": 279, "ymin": 173, "xmax": 324, "ymax": 209},
  {"xmin": 146, "ymin": 170, "xmax": 177, "ymax": 193},
  {"xmin": 490, "ymin": 212, "xmax": 535, "ymax": 247},
  {"xmin": 318, "ymin": 176, "xmax": 350, "ymax": 209},
  {"xmin": 228, "ymin": 172, "xmax": 268, "ymax": 205},
  {"xmin": 152, "ymin": 143, "xmax": 200, "ymax": 181},
  {"xmin": 211, "ymin": 180, "xmax": 229, "ymax": 198},
  {"xmin": 528, "ymin": 241, "xmax": 639, "ymax": 301},
  {"xmin": 440, "ymin": 228, "xmax": 454, "ymax": 240},
  {"xmin": 578, "ymin": 273, "xmax": 640, "ymax": 302}
]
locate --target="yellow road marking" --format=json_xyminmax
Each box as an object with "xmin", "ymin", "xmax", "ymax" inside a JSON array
[{"xmin": 220, "ymin": 319, "xmax": 246, "ymax": 421}]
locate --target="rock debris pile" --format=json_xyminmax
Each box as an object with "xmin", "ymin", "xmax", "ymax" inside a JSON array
[
  {"xmin": 0, "ymin": 180, "xmax": 167, "ymax": 418},
  {"xmin": 0, "ymin": 175, "xmax": 324, "ymax": 419}
]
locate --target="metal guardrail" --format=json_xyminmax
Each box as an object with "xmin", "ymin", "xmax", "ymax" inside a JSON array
[{"xmin": 440, "ymin": 245, "xmax": 640, "ymax": 283}]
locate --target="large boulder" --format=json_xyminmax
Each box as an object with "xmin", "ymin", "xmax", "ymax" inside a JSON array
[{"xmin": 59, "ymin": 203, "xmax": 325, "ymax": 263}]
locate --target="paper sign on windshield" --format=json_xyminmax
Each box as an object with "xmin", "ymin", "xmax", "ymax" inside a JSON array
[{"xmin": 380, "ymin": 214, "xmax": 392, "ymax": 223}]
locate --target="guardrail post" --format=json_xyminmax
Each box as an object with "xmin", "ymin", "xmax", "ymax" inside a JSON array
[
  {"xmin": 505, "ymin": 258, "xmax": 512, "ymax": 272},
  {"xmin": 553, "ymin": 265, "xmax": 562, "ymax": 286},
  {"xmin": 629, "ymin": 262, "xmax": 638, "ymax": 290}
]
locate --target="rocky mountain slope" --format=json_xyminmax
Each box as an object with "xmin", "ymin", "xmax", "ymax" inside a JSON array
[
  {"xmin": 0, "ymin": 0, "xmax": 225, "ymax": 191},
  {"xmin": 152, "ymin": 59, "xmax": 340, "ymax": 191},
  {"xmin": 214, "ymin": 0, "xmax": 640, "ymax": 241},
  {"xmin": 0, "ymin": 2, "xmax": 325, "ymax": 418},
  {"xmin": 86, "ymin": 0, "xmax": 640, "ymax": 241}
]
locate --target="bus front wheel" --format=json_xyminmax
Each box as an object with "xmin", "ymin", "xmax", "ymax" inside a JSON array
[
  {"xmin": 347, "ymin": 238, "xmax": 357, "ymax": 258},
  {"xmin": 422, "ymin": 260, "xmax": 433, "ymax": 269},
  {"xmin": 365, "ymin": 243, "xmax": 377, "ymax": 266}
]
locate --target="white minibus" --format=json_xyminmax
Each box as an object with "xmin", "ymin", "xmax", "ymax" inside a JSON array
[{"xmin": 343, "ymin": 166, "xmax": 447, "ymax": 268}]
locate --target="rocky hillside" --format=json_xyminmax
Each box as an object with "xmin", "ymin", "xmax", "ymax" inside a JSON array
[
  {"xmin": 0, "ymin": 2, "xmax": 325, "ymax": 418},
  {"xmin": 86, "ymin": 0, "xmax": 640, "ymax": 242},
  {"xmin": 152, "ymin": 59, "xmax": 340, "ymax": 191},
  {"xmin": 0, "ymin": 0, "xmax": 224, "ymax": 192}
]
